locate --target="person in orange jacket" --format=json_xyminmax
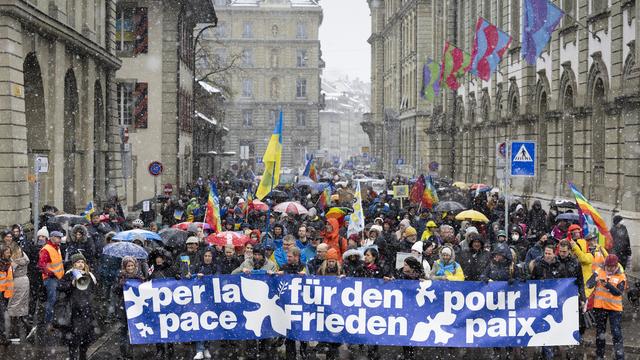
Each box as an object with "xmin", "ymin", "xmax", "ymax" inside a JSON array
[
  {"xmin": 586, "ymin": 254, "xmax": 626, "ymax": 360},
  {"xmin": 322, "ymin": 218, "xmax": 348, "ymax": 257},
  {"xmin": 0, "ymin": 243, "xmax": 14, "ymax": 345},
  {"xmin": 38, "ymin": 230, "xmax": 64, "ymax": 328}
]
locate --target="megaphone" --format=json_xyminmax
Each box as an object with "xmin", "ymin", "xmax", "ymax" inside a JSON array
[{"xmin": 71, "ymin": 269, "xmax": 92, "ymax": 291}]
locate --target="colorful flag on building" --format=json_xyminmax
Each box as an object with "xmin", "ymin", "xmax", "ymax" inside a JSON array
[
  {"xmin": 347, "ymin": 182, "xmax": 365, "ymax": 237},
  {"xmin": 569, "ymin": 182, "xmax": 613, "ymax": 250},
  {"xmin": 410, "ymin": 175, "xmax": 426, "ymax": 205},
  {"xmin": 470, "ymin": 18, "xmax": 512, "ymax": 81},
  {"xmin": 422, "ymin": 176, "xmax": 439, "ymax": 210},
  {"xmin": 204, "ymin": 181, "xmax": 223, "ymax": 233},
  {"xmin": 440, "ymin": 42, "xmax": 472, "ymax": 90},
  {"xmin": 82, "ymin": 201, "xmax": 95, "ymax": 221},
  {"xmin": 420, "ymin": 58, "xmax": 441, "ymax": 101},
  {"xmin": 522, "ymin": 0, "xmax": 564, "ymax": 65},
  {"xmin": 256, "ymin": 111, "xmax": 283, "ymax": 200}
]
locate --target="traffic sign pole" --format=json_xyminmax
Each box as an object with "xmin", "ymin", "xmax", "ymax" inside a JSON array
[{"xmin": 505, "ymin": 140, "xmax": 510, "ymax": 237}]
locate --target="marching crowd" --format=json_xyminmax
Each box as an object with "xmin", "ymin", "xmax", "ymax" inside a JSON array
[{"xmin": 0, "ymin": 173, "xmax": 635, "ymax": 360}]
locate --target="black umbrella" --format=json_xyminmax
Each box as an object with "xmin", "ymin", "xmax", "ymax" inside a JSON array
[
  {"xmin": 555, "ymin": 213, "xmax": 580, "ymax": 222},
  {"xmin": 434, "ymin": 201, "xmax": 466, "ymax": 212},
  {"xmin": 159, "ymin": 228, "xmax": 189, "ymax": 248},
  {"xmin": 49, "ymin": 214, "xmax": 89, "ymax": 226}
]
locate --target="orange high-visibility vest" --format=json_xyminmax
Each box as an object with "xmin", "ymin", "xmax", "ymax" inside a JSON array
[
  {"xmin": 593, "ymin": 268, "xmax": 626, "ymax": 312},
  {"xmin": 0, "ymin": 265, "xmax": 14, "ymax": 299},
  {"xmin": 591, "ymin": 247, "xmax": 607, "ymax": 271},
  {"xmin": 42, "ymin": 244, "xmax": 64, "ymax": 280}
]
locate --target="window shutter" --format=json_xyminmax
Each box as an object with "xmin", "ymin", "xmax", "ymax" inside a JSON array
[
  {"xmin": 133, "ymin": 7, "xmax": 148, "ymax": 55},
  {"xmin": 133, "ymin": 82, "xmax": 148, "ymax": 128}
]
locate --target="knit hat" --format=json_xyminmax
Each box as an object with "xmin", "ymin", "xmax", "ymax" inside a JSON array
[
  {"xmin": 605, "ymin": 254, "xmax": 619, "ymax": 267},
  {"xmin": 186, "ymin": 236, "xmax": 199, "ymax": 244},
  {"xmin": 497, "ymin": 230, "xmax": 507, "ymax": 238},
  {"xmin": 411, "ymin": 241, "xmax": 424, "ymax": 253},
  {"xmin": 50, "ymin": 231, "xmax": 64, "ymax": 238},
  {"xmin": 70, "ymin": 252, "xmax": 86, "ymax": 264},
  {"xmin": 567, "ymin": 224, "xmax": 582, "ymax": 234},
  {"xmin": 441, "ymin": 247, "xmax": 452, "ymax": 257},
  {"xmin": 36, "ymin": 226, "xmax": 49, "ymax": 238},
  {"xmin": 613, "ymin": 215, "xmax": 624, "ymax": 226},
  {"xmin": 404, "ymin": 226, "xmax": 417, "ymax": 237},
  {"xmin": 426, "ymin": 220, "xmax": 437, "ymax": 228},
  {"xmin": 326, "ymin": 248, "xmax": 340, "ymax": 261},
  {"xmin": 465, "ymin": 226, "xmax": 479, "ymax": 235},
  {"xmin": 369, "ymin": 225, "xmax": 383, "ymax": 234}
]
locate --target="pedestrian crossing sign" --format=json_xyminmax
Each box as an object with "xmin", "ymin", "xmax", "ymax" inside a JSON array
[{"xmin": 510, "ymin": 141, "xmax": 536, "ymax": 177}]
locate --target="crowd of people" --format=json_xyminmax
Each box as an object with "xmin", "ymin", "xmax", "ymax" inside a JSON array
[{"xmin": 0, "ymin": 172, "xmax": 635, "ymax": 360}]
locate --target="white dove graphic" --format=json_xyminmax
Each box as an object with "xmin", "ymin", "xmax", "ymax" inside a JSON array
[
  {"xmin": 241, "ymin": 277, "xmax": 290, "ymax": 336},
  {"xmin": 527, "ymin": 295, "xmax": 580, "ymax": 346},
  {"xmin": 410, "ymin": 311, "xmax": 456, "ymax": 344},
  {"xmin": 123, "ymin": 281, "xmax": 155, "ymax": 319},
  {"xmin": 416, "ymin": 280, "xmax": 436, "ymax": 306},
  {"xmin": 135, "ymin": 322, "xmax": 154, "ymax": 338}
]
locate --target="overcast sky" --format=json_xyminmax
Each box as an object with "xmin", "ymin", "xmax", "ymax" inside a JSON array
[{"xmin": 319, "ymin": 0, "xmax": 371, "ymax": 82}]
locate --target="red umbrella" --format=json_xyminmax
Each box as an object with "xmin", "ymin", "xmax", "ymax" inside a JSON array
[
  {"xmin": 172, "ymin": 222, "xmax": 211, "ymax": 231},
  {"xmin": 249, "ymin": 199, "xmax": 269, "ymax": 212},
  {"xmin": 206, "ymin": 231, "xmax": 249, "ymax": 247},
  {"xmin": 469, "ymin": 183, "xmax": 489, "ymax": 190},
  {"xmin": 273, "ymin": 201, "xmax": 308, "ymax": 215}
]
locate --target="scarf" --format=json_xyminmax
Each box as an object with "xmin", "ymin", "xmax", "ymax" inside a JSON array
[{"xmin": 435, "ymin": 260, "xmax": 456, "ymax": 277}]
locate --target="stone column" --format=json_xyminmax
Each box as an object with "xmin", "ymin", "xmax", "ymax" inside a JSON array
[{"xmin": 0, "ymin": 16, "xmax": 29, "ymax": 226}]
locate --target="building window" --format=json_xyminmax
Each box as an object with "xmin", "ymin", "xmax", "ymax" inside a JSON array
[
  {"xmin": 296, "ymin": 79, "xmax": 307, "ymax": 98},
  {"xmin": 242, "ymin": 79, "xmax": 253, "ymax": 97},
  {"xmin": 296, "ymin": 49, "xmax": 307, "ymax": 67},
  {"xmin": 239, "ymin": 140, "xmax": 255, "ymax": 160},
  {"xmin": 116, "ymin": 7, "xmax": 148, "ymax": 56},
  {"xmin": 216, "ymin": 21, "xmax": 228, "ymax": 38},
  {"xmin": 296, "ymin": 110, "xmax": 306, "ymax": 126},
  {"xmin": 296, "ymin": 22, "xmax": 307, "ymax": 39},
  {"xmin": 117, "ymin": 82, "xmax": 134, "ymax": 126},
  {"xmin": 214, "ymin": 0, "xmax": 227, "ymax": 6},
  {"xmin": 242, "ymin": 110, "xmax": 253, "ymax": 127},
  {"xmin": 270, "ymin": 78, "xmax": 280, "ymax": 99},
  {"xmin": 242, "ymin": 49, "xmax": 253, "ymax": 67},
  {"xmin": 243, "ymin": 21, "xmax": 253, "ymax": 38},
  {"xmin": 269, "ymin": 109, "xmax": 280, "ymax": 126},
  {"xmin": 270, "ymin": 49, "xmax": 279, "ymax": 68}
]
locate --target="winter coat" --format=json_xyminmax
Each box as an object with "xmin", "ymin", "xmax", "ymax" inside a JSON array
[
  {"xmin": 342, "ymin": 249, "xmax": 365, "ymax": 277},
  {"xmin": 362, "ymin": 261, "xmax": 385, "ymax": 278},
  {"xmin": 300, "ymin": 244, "xmax": 316, "ymax": 265},
  {"xmin": 530, "ymin": 257, "xmax": 566, "ymax": 280},
  {"xmin": 232, "ymin": 258, "xmax": 277, "ymax": 274},
  {"xmin": 280, "ymin": 261, "xmax": 306, "ymax": 274},
  {"xmin": 525, "ymin": 243, "xmax": 545, "ymax": 267},
  {"xmin": 571, "ymin": 239, "xmax": 608, "ymax": 298},
  {"xmin": 558, "ymin": 254, "xmax": 587, "ymax": 302},
  {"xmin": 527, "ymin": 201, "xmax": 548, "ymax": 237},
  {"xmin": 323, "ymin": 218, "xmax": 348, "ymax": 256},
  {"xmin": 306, "ymin": 257, "xmax": 325, "ymax": 275},
  {"xmin": 65, "ymin": 225, "xmax": 96, "ymax": 265},
  {"xmin": 430, "ymin": 246, "xmax": 465, "ymax": 281},
  {"xmin": 114, "ymin": 270, "xmax": 145, "ymax": 322},
  {"xmin": 86, "ymin": 222, "xmax": 111, "ymax": 260},
  {"xmin": 217, "ymin": 256, "xmax": 241, "ymax": 275},
  {"xmin": 147, "ymin": 249, "xmax": 177, "ymax": 280},
  {"xmin": 611, "ymin": 223, "xmax": 631, "ymax": 269},
  {"xmin": 191, "ymin": 262, "xmax": 217, "ymax": 276},
  {"xmin": 480, "ymin": 243, "xmax": 519, "ymax": 282},
  {"xmin": 7, "ymin": 252, "xmax": 30, "ymax": 317},
  {"xmin": 177, "ymin": 250, "xmax": 202, "ymax": 277},
  {"xmin": 57, "ymin": 269, "xmax": 98, "ymax": 347},
  {"xmin": 458, "ymin": 245, "xmax": 490, "ymax": 281}
]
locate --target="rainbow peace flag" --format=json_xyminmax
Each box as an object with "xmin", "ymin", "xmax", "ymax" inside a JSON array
[
  {"xmin": 319, "ymin": 186, "xmax": 331, "ymax": 210},
  {"xmin": 470, "ymin": 17, "xmax": 512, "ymax": 81},
  {"xmin": 303, "ymin": 155, "xmax": 318, "ymax": 181},
  {"xmin": 422, "ymin": 176, "xmax": 439, "ymax": 210},
  {"xmin": 569, "ymin": 183, "xmax": 613, "ymax": 250},
  {"xmin": 440, "ymin": 42, "xmax": 471, "ymax": 90},
  {"xmin": 204, "ymin": 181, "xmax": 222, "ymax": 233},
  {"xmin": 420, "ymin": 58, "xmax": 441, "ymax": 102}
]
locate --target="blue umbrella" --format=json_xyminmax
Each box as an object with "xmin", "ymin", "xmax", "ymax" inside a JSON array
[
  {"xmin": 555, "ymin": 212, "xmax": 580, "ymax": 222},
  {"xmin": 112, "ymin": 229, "xmax": 162, "ymax": 242},
  {"xmin": 102, "ymin": 242, "xmax": 148, "ymax": 259}
]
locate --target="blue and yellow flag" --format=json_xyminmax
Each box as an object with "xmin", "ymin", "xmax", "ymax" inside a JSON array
[
  {"xmin": 256, "ymin": 111, "xmax": 283, "ymax": 200},
  {"xmin": 82, "ymin": 201, "xmax": 95, "ymax": 221}
]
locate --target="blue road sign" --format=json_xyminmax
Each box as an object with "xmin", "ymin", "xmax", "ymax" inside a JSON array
[{"xmin": 510, "ymin": 141, "xmax": 536, "ymax": 177}]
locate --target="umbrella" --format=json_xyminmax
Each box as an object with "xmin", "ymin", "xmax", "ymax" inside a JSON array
[
  {"xmin": 555, "ymin": 213, "xmax": 580, "ymax": 222},
  {"xmin": 206, "ymin": 231, "xmax": 249, "ymax": 247},
  {"xmin": 172, "ymin": 222, "xmax": 212, "ymax": 231},
  {"xmin": 469, "ymin": 183, "xmax": 489, "ymax": 190},
  {"xmin": 273, "ymin": 201, "xmax": 308, "ymax": 215},
  {"xmin": 434, "ymin": 201, "xmax": 466, "ymax": 212},
  {"xmin": 452, "ymin": 182, "xmax": 469, "ymax": 190},
  {"xmin": 158, "ymin": 228, "xmax": 189, "ymax": 248},
  {"xmin": 266, "ymin": 190, "xmax": 288, "ymax": 199},
  {"xmin": 248, "ymin": 200, "xmax": 269, "ymax": 212},
  {"xmin": 102, "ymin": 242, "xmax": 148, "ymax": 259},
  {"xmin": 50, "ymin": 214, "xmax": 89, "ymax": 226},
  {"xmin": 113, "ymin": 229, "xmax": 162, "ymax": 242},
  {"xmin": 297, "ymin": 177, "xmax": 317, "ymax": 187},
  {"xmin": 455, "ymin": 210, "xmax": 490, "ymax": 223},
  {"xmin": 550, "ymin": 199, "xmax": 578, "ymax": 209}
]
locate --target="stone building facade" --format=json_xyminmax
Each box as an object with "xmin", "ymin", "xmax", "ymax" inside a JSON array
[
  {"xmin": 366, "ymin": 0, "xmax": 640, "ymax": 263},
  {"xmin": 0, "ymin": 0, "xmax": 122, "ymax": 226},
  {"xmin": 203, "ymin": 0, "xmax": 323, "ymax": 172},
  {"xmin": 115, "ymin": 0, "xmax": 216, "ymax": 207}
]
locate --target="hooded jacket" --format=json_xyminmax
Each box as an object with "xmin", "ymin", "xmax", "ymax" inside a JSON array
[
  {"xmin": 147, "ymin": 249, "xmax": 176, "ymax": 279},
  {"xmin": 430, "ymin": 245, "xmax": 465, "ymax": 281},
  {"xmin": 527, "ymin": 200, "xmax": 548, "ymax": 236},
  {"xmin": 571, "ymin": 239, "xmax": 608, "ymax": 298},
  {"xmin": 530, "ymin": 255, "xmax": 566, "ymax": 280},
  {"xmin": 323, "ymin": 218, "xmax": 347, "ymax": 256},
  {"xmin": 458, "ymin": 237, "xmax": 490, "ymax": 281},
  {"xmin": 65, "ymin": 224, "xmax": 96, "ymax": 264},
  {"xmin": 480, "ymin": 243, "xmax": 520, "ymax": 282},
  {"xmin": 342, "ymin": 249, "xmax": 365, "ymax": 277}
]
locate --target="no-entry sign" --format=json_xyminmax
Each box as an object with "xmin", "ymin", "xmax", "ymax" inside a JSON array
[{"xmin": 148, "ymin": 161, "xmax": 163, "ymax": 176}]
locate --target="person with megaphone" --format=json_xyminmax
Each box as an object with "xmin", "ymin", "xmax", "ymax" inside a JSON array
[{"xmin": 56, "ymin": 253, "xmax": 98, "ymax": 360}]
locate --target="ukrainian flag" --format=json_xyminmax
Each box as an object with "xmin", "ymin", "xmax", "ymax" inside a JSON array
[
  {"xmin": 256, "ymin": 111, "xmax": 283, "ymax": 200},
  {"xmin": 82, "ymin": 201, "xmax": 95, "ymax": 221}
]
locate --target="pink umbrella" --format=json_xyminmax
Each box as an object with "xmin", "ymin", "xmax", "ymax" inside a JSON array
[
  {"xmin": 249, "ymin": 199, "xmax": 269, "ymax": 212},
  {"xmin": 273, "ymin": 201, "xmax": 308, "ymax": 215},
  {"xmin": 172, "ymin": 222, "xmax": 212, "ymax": 231},
  {"xmin": 206, "ymin": 231, "xmax": 249, "ymax": 247}
]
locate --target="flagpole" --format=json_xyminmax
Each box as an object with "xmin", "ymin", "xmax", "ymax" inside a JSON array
[{"xmin": 556, "ymin": 11, "xmax": 601, "ymax": 42}]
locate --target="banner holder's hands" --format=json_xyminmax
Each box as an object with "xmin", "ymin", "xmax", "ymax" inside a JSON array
[{"xmin": 383, "ymin": 276, "xmax": 394, "ymax": 281}]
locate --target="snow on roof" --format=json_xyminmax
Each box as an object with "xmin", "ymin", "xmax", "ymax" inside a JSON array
[
  {"xmin": 198, "ymin": 81, "xmax": 222, "ymax": 94},
  {"xmin": 195, "ymin": 111, "xmax": 217, "ymax": 126},
  {"xmin": 290, "ymin": 0, "xmax": 320, "ymax": 7}
]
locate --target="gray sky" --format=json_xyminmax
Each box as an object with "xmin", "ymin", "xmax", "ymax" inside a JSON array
[{"xmin": 319, "ymin": 0, "xmax": 371, "ymax": 82}]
